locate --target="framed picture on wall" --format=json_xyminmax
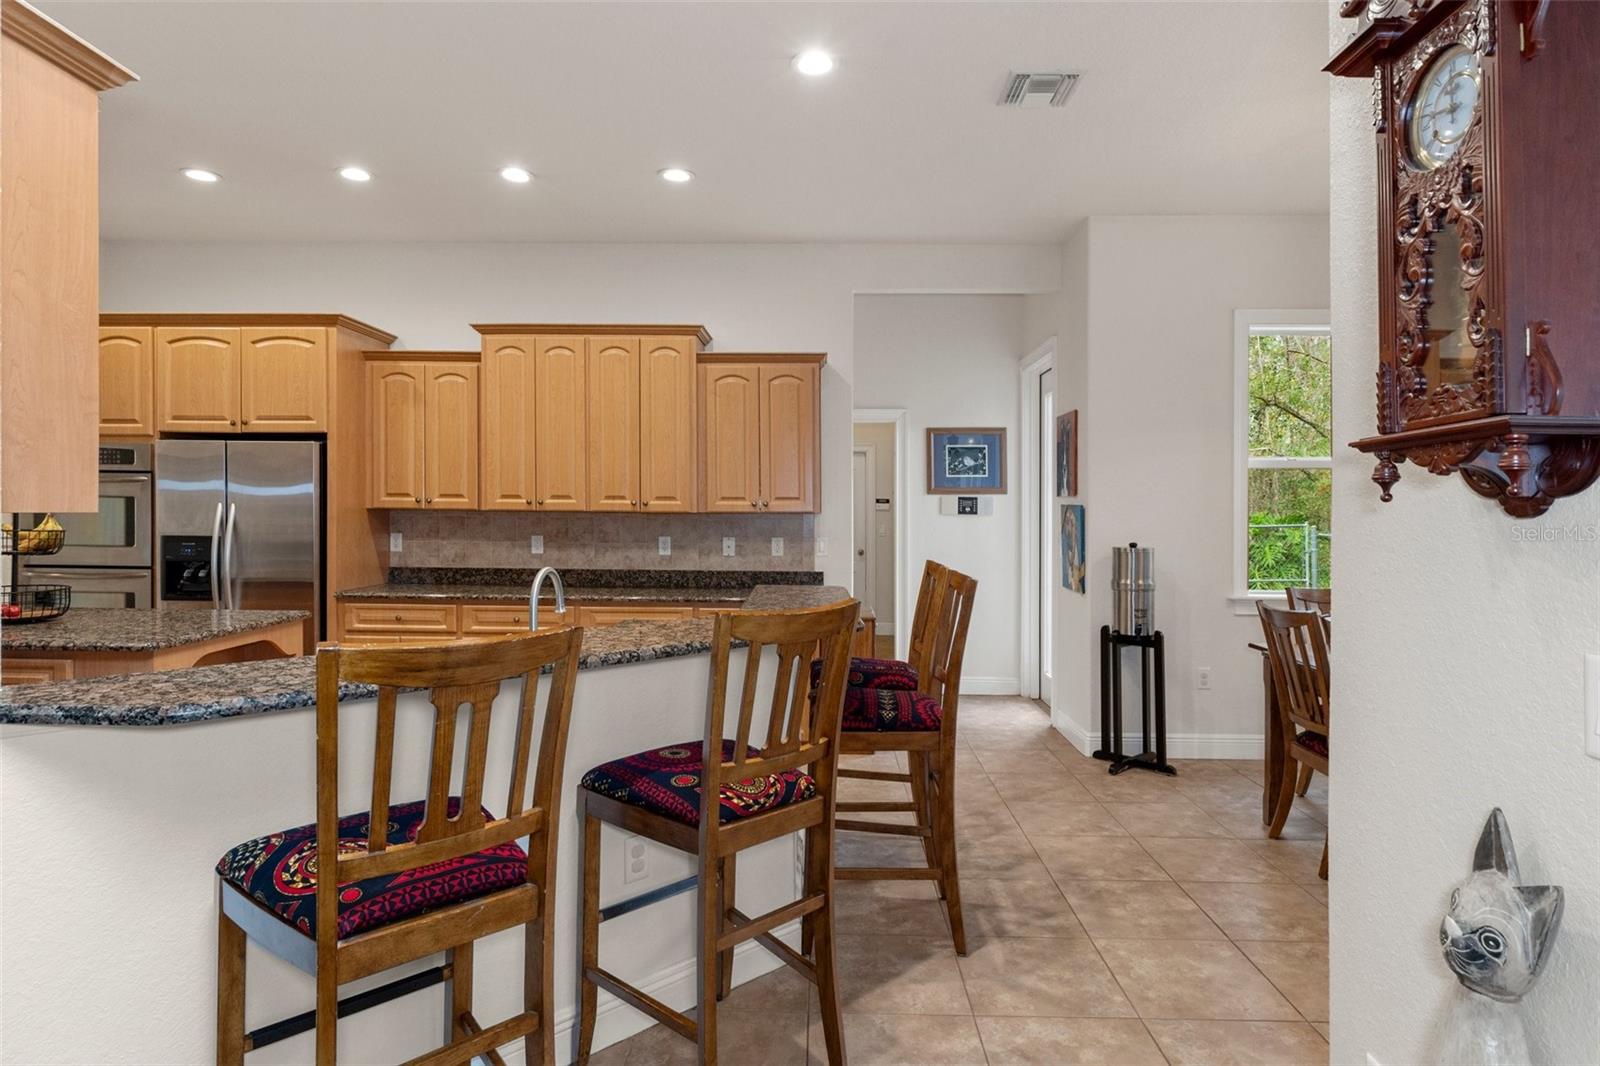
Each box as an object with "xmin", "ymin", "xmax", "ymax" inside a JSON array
[
  {"xmin": 926, "ymin": 427, "xmax": 1007, "ymax": 494},
  {"xmin": 1061, "ymin": 503, "xmax": 1086, "ymax": 593},
  {"xmin": 1055, "ymin": 409, "xmax": 1078, "ymax": 497}
]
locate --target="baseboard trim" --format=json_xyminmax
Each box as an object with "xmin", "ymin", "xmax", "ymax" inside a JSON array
[
  {"xmin": 961, "ymin": 676, "xmax": 1020, "ymax": 696},
  {"xmin": 496, "ymin": 920, "xmax": 801, "ymax": 1064},
  {"xmin": 1053, "ymin": 717, "xmax": 1264, "ymax": 760}
]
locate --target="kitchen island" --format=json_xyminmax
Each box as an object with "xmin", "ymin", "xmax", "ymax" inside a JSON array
[
  {"xmin": 0, "ymin": 587, "xmax": 851, "ymax": 1064},
  {"xmin": 0, "ymin": 608, "xmax": 308, "ymax": 685}
]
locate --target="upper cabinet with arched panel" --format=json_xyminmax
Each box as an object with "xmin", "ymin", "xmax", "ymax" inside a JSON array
[{"xmin": 1328, "ymin": 0, "xmax": 1600, "ymax": 517}]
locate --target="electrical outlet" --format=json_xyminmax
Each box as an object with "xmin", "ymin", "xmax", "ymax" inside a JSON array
[
  {"xmin": 1585, "ymin": 654, "xmax": 1600, "ymax": 759},
  {"xmin": 622, "ymin": 834, "xmax": 648, "ymax": 884},
  {"xmin": 817, "ymin": 537, "xmax": 828, "ymax": 556},
  {"xmin": 389, "ymin": 531, "xmax": 402, "ymax": 553},
  {"xmin": 658, "ymin": 535, "xmax": 671, "ymax": 556},
  {"xmin": 1196, "ymin": 666, "xmax": 1213, "ymax": 691},
  {"xmin": 722, "ymin": 536, "xmax": 736, "ymax": 557},
  {"xmin": 771, "ymin": 536, "xmax": 785, "ymax": 557},
  {"xmin": 529, "ymin": 534, "xmax": 544, "ymax": 555}
]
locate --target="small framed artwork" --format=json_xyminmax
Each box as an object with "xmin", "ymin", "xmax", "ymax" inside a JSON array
[
  {"xmin": 1055, "ymin": 409, "xmax": 1078, "ymax": 497},
  {"xmin": 1061, "ymin": 503, "xmax": 1086, "ymax": 593},
  {"xmin": 927, "ymin": 427, "xmax": 1007, "ymax": 494}
]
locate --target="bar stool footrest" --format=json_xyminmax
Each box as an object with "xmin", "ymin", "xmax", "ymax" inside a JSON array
[
  {"xmin": 402, "ymin": 1009, "xmax": 538, "ymax": 1066},
  {"xmin": 587, "ymin": 965, "xmax": 697, "ymax": 1040},
  {"xmin": 244, "ymin": 964, "xmax": 451, "ymax": 1051}
]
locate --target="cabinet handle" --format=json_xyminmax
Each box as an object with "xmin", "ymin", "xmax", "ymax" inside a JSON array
[
  {"xmin": 750, "ymin": 500, "xmax": 758, "ymax": 508},
  {"xmin": 229, "ymin": 419, "xmax": 237, "ymax": 426},
  {"xmin": 241, "ymin": 419, "xmax": 250, "ymax": 426},
  {"xmin": 537, "ymin": 499, "xmax": 545, "ymax": 506},
  {"xmin": 414, "ymin": 496, "xmax": 421, "ymax": 504},
  {"xmin": 631, "ymin": 499, "xmax": 639, "ymax": 507},
  {"xmin": 425, "ymin": 497, "xmax": 433, "ymax": 504}
]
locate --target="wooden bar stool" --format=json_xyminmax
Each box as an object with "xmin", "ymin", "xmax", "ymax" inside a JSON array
[
  {"xmin": 1257, "ymin": 601, "xmax": 1331, "ymax": 880},
  {"xmin": 573, "ymin": 600, "xmax": 859, "ymax": 1066},
  {"xmin": 833, "ymin": 564, "xmax": 977, "ymax": 955},
  {"xmin": 215, "ymin": 629, "xmax": 583, "ymax": 1066}
]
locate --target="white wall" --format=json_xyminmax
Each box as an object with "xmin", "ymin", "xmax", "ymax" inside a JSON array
[
  {"xmin": 1025, "ymin": 215, "xmax": 1330, "ymax": 756},
  {"xmin": 852, "ymin": 294, "xmax": 1028, "ymax": 692},
  {"xmin": 100, "ymin": 241, "xmax": 1058, "ymax": 590},
  {"xmin": 851, "ymin": 421, "xmax": 897, "ymax": 629},
  {"xmin": 1326, "ymin": 6, "xmax": 1600, "ymax": 1063}
]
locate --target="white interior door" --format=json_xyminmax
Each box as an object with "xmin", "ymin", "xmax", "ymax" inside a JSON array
[
  {"xmin": 852, "ymin": 448, "xmax": 875, "ymax": 615},
  {"xmin": 1039, "ymin": 369, "xmax": 1056, "ymax": 705}
]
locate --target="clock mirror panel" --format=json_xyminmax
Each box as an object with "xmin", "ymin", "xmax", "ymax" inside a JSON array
[{"xmin": 1423, "ymin": 219, "xmax": 1475, "ymax": 389}]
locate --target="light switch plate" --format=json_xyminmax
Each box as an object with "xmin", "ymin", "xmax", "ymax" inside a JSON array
[
  {"xmin": 817, "ymin": 537, "xmax": 828, "ymax": 556},
  {"xmin": 530, "ymin": 535, "xmax": 544, "ymax": 555},
  {"xmin": 1585, "ymin": 654, "xmax": 1600, "ymax": 759},
  {"xmin": 722, "ymin": 536, "xmax": 736, "ymax": 557},
  {"xmin": 771, "ymin": 537, "xmax": 785, "ymax": 557},
  {"xmin": 658, "ymin": 536, "xmax": 671, "ymax": 556},
  {"xmin": 389, "ymin": 531, "xmax": 402, "ymax": 553}
]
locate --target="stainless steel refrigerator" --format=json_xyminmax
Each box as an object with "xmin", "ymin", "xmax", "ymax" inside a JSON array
[{"xmin": 155, "ymin": 440, "xmax": 323, "ymax": 639}]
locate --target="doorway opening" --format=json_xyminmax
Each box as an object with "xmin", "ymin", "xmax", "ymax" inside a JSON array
[
  {"xmin": 1038, "ymin": 367, "xmax": 1055, "ymax": 705},
  {"xmin": 852, "ymin": 409, "xmax": 908, "ymax": 659},
  {"xmin": 1018, "ymin": 340, "xmax": 1056, "ymax": 703}
]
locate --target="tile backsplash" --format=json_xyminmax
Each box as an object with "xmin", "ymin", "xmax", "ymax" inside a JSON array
[{"xmin": 388, "ymin": 511, "xmax": 816, "ymax": 571}]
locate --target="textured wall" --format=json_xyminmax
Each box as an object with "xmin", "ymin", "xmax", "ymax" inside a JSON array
[{"xmin": 1327, "ymin": 3, "xmax": 1600, "ymax": 1063}]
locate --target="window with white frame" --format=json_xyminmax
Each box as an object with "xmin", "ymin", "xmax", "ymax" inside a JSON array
[{"xmin": 1234, "ymin": 311, "xmax": 1332, "ymax": 596}]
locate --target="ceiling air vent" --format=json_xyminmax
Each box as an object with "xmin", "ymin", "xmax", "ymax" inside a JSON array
[{"xmin": 998, "ymin": 71, "xmax": 1080, "ymax": 108}]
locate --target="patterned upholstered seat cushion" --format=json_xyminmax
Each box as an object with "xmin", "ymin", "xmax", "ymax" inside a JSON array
[
  {"xmin": 1294, "ymin": 730, "xmax": 1329, "ymax": 758},
  {"xmin": 842, "ymin": 688, "xmax": 943, "ymax": 732},
  {"xmin": 215, "ymin": 798, "xmax": 528, "ymax": 940},
  {"xmin": 810, "ymin": 656, "xmax": 919, "ymax": 693},
  {"xmin": 579, "ymin": 740, "xmax": 816, "ymax": 827}
]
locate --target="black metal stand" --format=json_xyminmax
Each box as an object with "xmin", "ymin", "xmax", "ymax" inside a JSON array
[{"xmin": 1094, "ymin": 625, "xmax": 1176, "ymax": 777}]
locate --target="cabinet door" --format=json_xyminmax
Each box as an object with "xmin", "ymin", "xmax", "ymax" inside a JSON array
[
  {"xmin": 586, "ymin": 336, "xmax": 640, "ymax": 512},
  {"xmin": 155, "ymin": 327, "xmax": 239, "ymax": 432},
  {"xmin": 534, "ymin": 337, "xmax": 587, "ymax": 510},
  {"xmin": 424, "ymin": 362, "xmax": 479, "ymax": 509},
  {"xmin": 98, "ymin": 326, "xmax": 154, "ymax": 437},
  {"xmin": 480, "ymin": 337, "xmax": 536, "ymax": 509},
  {"xmin": 639, "ymin": 337, "xmax": 697, "ymax": 512},
  {"xmin": 341, "ymin": 601, "xmax": 457, "ymax": 637},
  {"xmin": 700, "ymin": 363, "xmax": 762, "ymax": 512},
  {"xmin": 239, "ymin": 326, "xmax": 328, "ymax": 432},
  {"xmin": 759, "ymin": 363, "xmax": 819, "ymax": 512},
  {"xmin": 576, "ymin": 605, "xmax": 697, "ymax": 627},
  {"xmin": 367, "ymin": 362, "xmax": 425, "ymax": 508}
]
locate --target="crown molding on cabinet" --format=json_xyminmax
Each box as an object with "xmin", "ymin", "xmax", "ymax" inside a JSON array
[
  {"xmin": 472, "ymin": 323, "xmax": 713, "ymax": 347},
  {"xmin": 101, "ymin": 313, "xmax": 398, "ymax": 345},
  {"xmin": 2, "ymin": 0, "xmax": 135, "ymax": 90},
  {"xmin": 698, "ymin": 352, "xmax": 827, "ymax": 366}
]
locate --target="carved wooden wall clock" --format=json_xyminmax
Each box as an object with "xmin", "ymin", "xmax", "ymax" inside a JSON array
[{"xmin": 1328, "ymin": 0, "xmax": 1599, "ymax": 517}]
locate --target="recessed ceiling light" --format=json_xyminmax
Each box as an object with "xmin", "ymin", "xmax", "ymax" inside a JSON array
[
  {"xmin": 500, "ymin": 166, "xmax": 532, "ymax": 184},
  {"xmin": 793, "ymin": 49, "xmax": 834, "ymax": 76},
  {"xmin": 338, "ymin": 165, "xmax": 372, "ymax": 183},
  {"xmin": 182, "ymin": 168, "xmax": 220, "ymax": 183},
  {"xmin": 659, "ymin": 167, "xmax": 694, "ymax": 184}
]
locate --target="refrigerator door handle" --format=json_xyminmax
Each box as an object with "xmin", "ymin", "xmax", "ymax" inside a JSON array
[
  {"xmin": 209, "ymin": 502, "xmax": 224, "ymax": 609},
  {"xmin": 221, "ymin": 502, "xmax": 238, "ymax": 610}
]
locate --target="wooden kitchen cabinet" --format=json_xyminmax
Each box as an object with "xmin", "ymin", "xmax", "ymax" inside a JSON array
[
  {"xmin": 639, "ymin": 337, "xmax": 697, "ymax": 511},
  {"xmin": 423, "ymin": 362, "xmax": 479, "ymax": 508},
  {"xmin": 459, "ymin": 603, "xmax": 572, "ymax": 635},
  {"xmin": 759, "ymin": 363, "xmax": 819, "ymax": 512},
  {"xmin": 480, "ymin": 337, "xmax": 537, "ymax": 509},
  {"xmin": 534, "ymin": 337, "xmax": 588, "ymax": 510},
  {"xmin": 1, "ymin": 4, "xmax": 133, "ymax": 513},
  {"xmin": 155, "ymin": 327, "xmax": 239, "ymax": 432},
  {"xmin": 98, "ymin": 326, "xmax": 154, "ymax": 438},
  {"xmin": 367, "ymin": 361, "xmax": 425, "ymax": 508},
  {"xmin": 574, "ymin": 605, "xmax": 697, "ymax": 627},
  {"xmin": 340, "ymin": 602, "xmax": 458, "ymax": 641},
  {"xmin": 587, "ymin": 336, "xmax": 641, "ymax": 511},
  {"xmin": 239, "ymin": 326, "xmax": 327, "ymax": 432},
  {"xmin": 700, "ymin": 363, "xmax": 763, "ymax": 512},
  {"xmin": 366, "ymin": 354, "xmax": 480, "ymax": 509}
]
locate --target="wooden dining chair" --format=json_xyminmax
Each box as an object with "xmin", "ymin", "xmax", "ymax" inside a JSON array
[
  {"xmin": 573, "ymin": 600, "xmax": 859, "ymax": 1065},
  {"xmin": 833, "ymin": 564, "xmax": 978, "ymax": 954},
  {"xmin": 1256, "ymin": 601, "xmax": 1330, "ymax": 880},
  {"xmin": 215, "ymin": 629, "xmax": 584, "ymax": 1065},
  {"xmin": 1284, "ymin": 588, "xmax": 1331, "ymax": 796}
]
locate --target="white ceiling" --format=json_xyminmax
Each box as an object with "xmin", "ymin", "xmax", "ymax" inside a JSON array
[{"xmin": 48, "ymin": 1, "xmax": 1331, "ymax": 244}]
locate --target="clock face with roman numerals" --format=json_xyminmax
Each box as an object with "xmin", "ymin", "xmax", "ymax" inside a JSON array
[{"xmin": 1407, "ymin": 45, "xmax": 1481, "ymax": 170}]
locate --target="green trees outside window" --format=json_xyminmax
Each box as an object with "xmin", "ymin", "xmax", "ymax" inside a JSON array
[{"xmin": 1247, "ymin": 332, "xmax": 1331, "ymax": 590}]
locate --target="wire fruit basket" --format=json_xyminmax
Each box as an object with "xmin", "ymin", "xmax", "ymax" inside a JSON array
[
  {"xmin": 0, "ymin": 584, "xmax": 71, "ymax": 624},
  {"xmin": 1, "ymin": 525, "xmax": 65, "ymax": 555}
]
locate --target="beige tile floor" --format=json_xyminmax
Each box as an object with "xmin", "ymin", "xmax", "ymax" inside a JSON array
[{"xmin": 592, "ymin": 696, "xmax": 1330, "ymax": 1065}]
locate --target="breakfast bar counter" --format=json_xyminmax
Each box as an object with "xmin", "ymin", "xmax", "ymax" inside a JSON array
[{"xmin": 0, "ymin": 588, "xmax": 853, "ymax": 1064}]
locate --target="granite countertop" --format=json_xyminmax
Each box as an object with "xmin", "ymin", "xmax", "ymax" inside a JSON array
[
  {"xmin": 0, "ymin": 609, "xmax": 310, "ymax": 653},
  {"xmin": 337, "ymin": 583, "xmax": 750, "ymax": 605},
  {"xmin": 742, "ymin": 585, "xmax": 852, "ymax": 611},
  {"xmin": 0, "ymin": 618, "xmax": 725, "ymax": 727}
]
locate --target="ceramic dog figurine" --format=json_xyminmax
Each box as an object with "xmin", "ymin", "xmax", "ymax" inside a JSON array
[{"xmin": 1436, "ymin": 809, "xmax": 1563, "ymax": 1065}]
